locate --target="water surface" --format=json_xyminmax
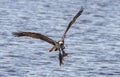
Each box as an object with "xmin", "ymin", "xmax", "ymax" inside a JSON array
[{"xmin": 0, "ymin": 0, "xmax": 120, "ymax": 77}]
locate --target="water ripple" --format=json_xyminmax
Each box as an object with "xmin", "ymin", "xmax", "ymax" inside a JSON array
[{"xmin": 0, "ymin": 0, "xmax": 120, "ymax": 77}]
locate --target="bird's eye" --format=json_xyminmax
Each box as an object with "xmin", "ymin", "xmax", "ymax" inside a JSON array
[{"xmin": 60, "ymin": 43, "xmax": 63, "ymax": 45}]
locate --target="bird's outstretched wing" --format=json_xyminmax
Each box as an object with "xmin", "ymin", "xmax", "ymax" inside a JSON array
[
  {"xmin": 61, "ymin": 7, "xmax": 83, "ymax": 41},
  {"xmin": 13, "ymin": 32, "xmax": 57, "ymax": 45}
]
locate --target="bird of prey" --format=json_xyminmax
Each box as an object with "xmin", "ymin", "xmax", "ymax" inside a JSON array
[{"xmin": 13, "ymin": 7, "xmax": 83, "ymax": 66}]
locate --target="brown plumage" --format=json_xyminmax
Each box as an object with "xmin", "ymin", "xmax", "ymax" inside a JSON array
[
  {"xmin": 13, "ymin": 32, "xmax": 57, "ymax": 46},
  {"xmin": 13, "ymin": 7, "xmax": 83, "ymax": 66},
  {"xmin": 61, "ymin": 7, "xmax": 83, "ymax": 41}
]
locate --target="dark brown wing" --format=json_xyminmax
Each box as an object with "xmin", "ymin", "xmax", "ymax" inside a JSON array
[
  {"xmin": 13, "ymin": 32, "xmax": 57, "ymax": 45},
  {"xmin": 61, "ymin": 7, "xmax": 83, "ymax": 41}
]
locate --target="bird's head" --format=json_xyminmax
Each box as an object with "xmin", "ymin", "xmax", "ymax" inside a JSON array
[{"xmin": 58, "ymin": 40, "xmax": 65, "ymax": 50}]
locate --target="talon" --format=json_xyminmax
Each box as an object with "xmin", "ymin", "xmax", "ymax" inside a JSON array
[
  {"xmin": 63, "ymin": 53, "xmax": 68, "ymax": 57},
  {"xmin": 62, "ymin": 50, "xmax": 68, "ymax": 57}
]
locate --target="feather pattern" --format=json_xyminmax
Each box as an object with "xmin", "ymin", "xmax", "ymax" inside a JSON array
[
  {"xmin": 61, "ymin": 7, "xmax": 83, "ymax": 41},
  {"xmin": 13, "ymin": 32, "xmax": 57, "ymax": 45}
]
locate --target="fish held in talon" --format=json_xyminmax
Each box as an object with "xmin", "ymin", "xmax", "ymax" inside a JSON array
[
  {"xmin": 59, "ymin": 54, "xmax": 64, "ymax": 66},
  {"xmin": 58, "ymin": 53, "xmax": 68, "ymax": 66},
  {"xmin": 59, "ymin": 52, "xmax": 68, "ymax": 65},
  {"xmin": 12, "ymin": 7, "xmax": 83, "ymax": 65}
]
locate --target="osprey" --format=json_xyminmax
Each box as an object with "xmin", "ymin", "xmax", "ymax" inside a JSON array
[{"xmin": 13, "ymin": 7, "xmax": 83, "ymax": 66}]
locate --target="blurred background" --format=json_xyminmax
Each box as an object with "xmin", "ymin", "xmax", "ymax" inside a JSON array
[{"xmin": 0, "ymin": 0, "xmax": 120, "ymax": 77}]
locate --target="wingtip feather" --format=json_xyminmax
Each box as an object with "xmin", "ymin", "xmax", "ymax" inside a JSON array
[{"xmin": 12, "ymin": 32, "xmax": 23, "ymax": 37}]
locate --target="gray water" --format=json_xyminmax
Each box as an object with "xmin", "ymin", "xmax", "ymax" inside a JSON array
[{"xmin": 0, "ymin": 0, "xmax": 120, "ymax": 77}]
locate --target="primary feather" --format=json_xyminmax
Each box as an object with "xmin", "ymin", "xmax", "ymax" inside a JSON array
[
  {"xmin": 13, "ymin": 32, "xmax": 57, "ymax": 45},
  {"xmin": 61, "ymin": 7, "xmax": 83, "ymax": 41}
]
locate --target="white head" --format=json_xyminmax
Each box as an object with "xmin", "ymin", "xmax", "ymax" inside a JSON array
[
  {"xmin": 58, "ymin": 41, "xmax": 64, "ymax": 47},
  {"xmin": 59, "ymin": 41, "xmax": 63, "ymax": 44}
]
